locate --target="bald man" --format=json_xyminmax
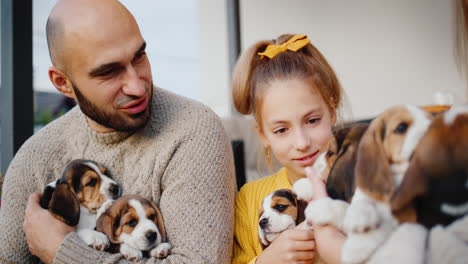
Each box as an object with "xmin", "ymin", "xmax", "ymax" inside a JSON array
[{"xmin": 0, "ymin": 0, "xmax": 235, "ymax": 263}]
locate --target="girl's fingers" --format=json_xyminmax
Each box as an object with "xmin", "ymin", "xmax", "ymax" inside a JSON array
[
  {"xmin": 305, "ymin": 166, "xmax": 328, "ymax": 200},
  {"xmin": 289, "ymin": 239, "xmax": 316, "ymax": 251},
  {"xmin": 288, "ymin": 248, "xmax": 316, "ymax": 261},
  {"xmin": 286, "ymin": 228, "xmax": 315, "ymax": 241}
]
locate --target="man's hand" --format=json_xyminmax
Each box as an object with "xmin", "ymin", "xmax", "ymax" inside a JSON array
[{"xmin": 23, "ymin": 192, "xmax": 75, "ymax": 264}]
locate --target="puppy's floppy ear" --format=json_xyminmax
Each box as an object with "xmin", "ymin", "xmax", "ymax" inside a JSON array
[
  {"xmin": 355, "ymin": 117, "xmax": 394, "ymax": 201},
  {"xmin": 96, "ymin": 209, "xmax": 120, "ymax": 244},
  {"xmin": 296, "ymin": 199, "xmax": 308, "ymax": 225},
  {"xmin": 40, "ymin": 180, "xmax": 58, "ymax": 209},
  {"xmin": 48, "ymin": 181, "xmax": 80, "ymax": 226},
  {"xmin": 149, "ymin": 200, "xmax": 167, "ymax": 242},
  {"xmin": 333, "ymin": 126, "xmax": 352, "ymax": 150},
  {"xmin": 390, "ymin": 128, "xmax": 434, "ymax": 214}
]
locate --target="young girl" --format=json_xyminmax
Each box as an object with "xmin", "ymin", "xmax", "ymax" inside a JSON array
[{"xmin": 231, "ymin": 34, "xmax": 346, "ymax": 264}]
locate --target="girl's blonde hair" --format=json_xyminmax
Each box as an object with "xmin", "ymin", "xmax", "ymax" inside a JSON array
[{"xmin": 232, "ymin": 34, "xmax": 346, "ymax": 132}]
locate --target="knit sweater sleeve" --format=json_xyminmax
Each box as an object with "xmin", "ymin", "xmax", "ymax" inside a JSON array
[
  {"xmin": 53, "ymin": 107, "xmax": 236, "ymax": 264},
  {"xmin": 0, "ymin": 142, "xmax": 46, "ymax": 263},
  {"xmin": 156, "ymin": 111, "xmax": 236, "ymax": 264}
]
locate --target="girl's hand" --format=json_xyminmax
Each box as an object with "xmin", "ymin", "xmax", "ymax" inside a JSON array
[
  {"xmin": 256, "ymin": 224, "xmax": 316, "ymax": 264},
  {"xmin": 305, "ymin": 167, "xmax": 346, "ymax": 264},
  {"xmin": 305, "ymin": 167, "xmax": 328, "ymax": 201}
]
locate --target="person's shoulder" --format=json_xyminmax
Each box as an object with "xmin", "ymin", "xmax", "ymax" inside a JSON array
[
  {"xmin": 15, "ymin": 107, "xmax": 80, "ymax": 161},
  {"xmin": 151, "ymin": 87, "xmax": 224, "ymax": 132}
]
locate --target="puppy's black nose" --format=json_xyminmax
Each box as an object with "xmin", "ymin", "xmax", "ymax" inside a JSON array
[
  {"xmin": 259, "ymin": 218, "xmax": 269, "ymax": 229},
  {"xmin": 146, "ymin": 231, "xmax": 157, "ymax": 243},
  {"xmin": 109, "ymin": 184, "xmax": 120, "ymax": 198}
]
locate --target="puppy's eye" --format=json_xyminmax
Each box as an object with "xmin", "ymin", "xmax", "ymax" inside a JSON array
[
  {"xmin": 274, "ymin": 204, "xmax": 287, "ymax": 212},
  {"xmin": 127, "ymin": 219, "xmax": 137, "ymax": 227},
  {"xmin": 148, "ymin": 214, "xmax": 156, "ymax": 220},
  {"xmin": 86, "ymin": 178, "xmax": 97, "ymax": 187},
  {"xmin": 326, "ymin": 150, "xmax": 334, "ymax": 157},
  {"xmin": 394, "ymin": 122, "xmax": 409, "ymax": 134}
]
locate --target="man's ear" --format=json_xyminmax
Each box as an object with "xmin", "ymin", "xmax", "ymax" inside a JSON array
[{"xmin": 48, "ymin": 66, "xmax": 75, "ymax": 99}]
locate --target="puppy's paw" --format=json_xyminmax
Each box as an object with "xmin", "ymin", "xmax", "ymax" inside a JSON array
[
  {"xmin": 293, "ymin": 178, "xmax": 314, "ymax": 201},
  {"xmin": 120, "ymin": 244, "xmax": 143, "ymax": 262},
  {"xmin": 305, "ymin": 198, "xmax": 349, "ymax": 230},
  {"xmin": 341, "ymin": 234, "xmax": 374, "ymax": 264},
  {"xmin": 78, "ymin": 229, "xmax": 110, "ymax": 251},
  {"xmin": 341, "ymin": 221, "xmax": 397, "ymax": 264},
  {"xmin": 344, "ymin": 199, "xmax": 381, "ymax": 233},
  {"xmin": 150, "ymin": 242, "xmax": 172, "ymax": 259}
]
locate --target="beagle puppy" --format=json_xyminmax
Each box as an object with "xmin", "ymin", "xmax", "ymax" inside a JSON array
[
  {"xmin": 293, "ymin": 124, "xmax": 369, "ymax": 203},
  {"xmin": 391, "ymin": 104, "xmax": 468, "ymax": 228},
  {"xmin": 326, "ymin": 124, "xmax": 370, "ymax": 202},
  {"xmin": 96, "ymin": 195, "xmax": 172, "ymax": 261},
  {"xmin": 40, "ymin": 159, "xmax": 121, "ymax": 250},
  {"xmin": 259, "ymin": 189, "xmax": 327, "ymax": 264},
  {"xmin": 341, "ymin": 105, "xmax": 432, "ymax": 264},
  {"xmin": 295, "ymin": 124, "xmax": 369, "ymax": 231},
  {"xmin": 258, "ymin": 189, "xmax": 307, "ymax": 248}
]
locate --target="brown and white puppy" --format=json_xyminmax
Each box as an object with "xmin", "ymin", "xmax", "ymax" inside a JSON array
[
  {"xmin": 40, "ymin": 159, "xmax": 121, "ymax": 250},
  {"xmin": 258, "ymin": 189, "xmax": 307, "ymax": 248},
  {"xmin": 341, "ymin": 105, "xmax": 432, "ymax": 264},
  {"xmin": 96, "ymin": 195, "xmax": 171, "ymax": 261},
  {"xmin": 346, "ymin": 105, "xmax": 433, "ymax": 230},
  {"xmin": 391, "ymin": 104, "xmax": 468, "ymax": 228},
  {"xmin": 326, "ymin": 124, "xmax": 370, "ymax": 202},
  {"xmin": 296, "ymin": 124, "xmax": 369, "ymax": 231},
  {"xmin": 293, "ymin": 124, "xmax": 368, "ymax": 202},
  {"xmin": 293, "ymin": 124, "xmax": 369, "ymax": 203}
]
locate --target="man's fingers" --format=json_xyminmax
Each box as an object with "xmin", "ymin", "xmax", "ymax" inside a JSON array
[
  {"xmin": 26, "ymin": 192, "xmax": 42, "ymax": 212},
  {"xmin": 28, "ymin": 192, "xmax": 41, "ymax": 203}
]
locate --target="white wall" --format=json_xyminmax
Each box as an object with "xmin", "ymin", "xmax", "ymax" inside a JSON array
[
  {"xmin": 239, "ymin": 0, "xmax": 466, "ymax": 120},
  {"xmin": 198, "ymin": 0, "xmax": 232, "ymax": 117}
]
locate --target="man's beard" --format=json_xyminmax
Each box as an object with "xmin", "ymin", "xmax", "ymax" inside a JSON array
[{"xmin": 72, "ymin": 82, "xmax": 152, "ymax": 132}]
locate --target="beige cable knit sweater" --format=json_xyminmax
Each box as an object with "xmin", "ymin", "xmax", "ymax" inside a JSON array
[{"xmin": 0, "ymin": 87, "xmax": 236, "ymax": 264}]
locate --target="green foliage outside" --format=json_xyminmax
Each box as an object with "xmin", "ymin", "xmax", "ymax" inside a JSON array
[{"xmin": 34, "ymin": 107, "xmax": 66, "ymax": 126}]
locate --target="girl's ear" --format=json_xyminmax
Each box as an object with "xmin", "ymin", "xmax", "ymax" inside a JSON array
[{"xmin": 48, "ymin": 66, "xmax": 75, "ymax": 99}]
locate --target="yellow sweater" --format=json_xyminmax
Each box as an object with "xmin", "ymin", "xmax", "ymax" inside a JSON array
[{"xmin": 232, "ymin": 168, "xmax": 292, "ymax": 264}]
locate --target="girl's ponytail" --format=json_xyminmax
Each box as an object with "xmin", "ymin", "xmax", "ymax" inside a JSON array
[{"xmin": 232, "ymin": 40, "xmax": 270, "ymax": 115}]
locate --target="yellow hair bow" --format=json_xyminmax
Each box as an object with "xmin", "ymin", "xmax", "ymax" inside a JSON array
[{"xmin": 258, "ymin": 35, "xmax": 310, "ymax": 59}]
